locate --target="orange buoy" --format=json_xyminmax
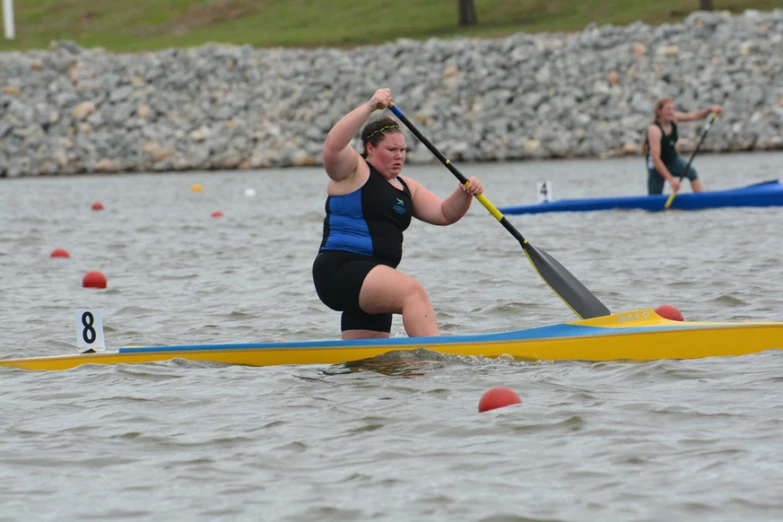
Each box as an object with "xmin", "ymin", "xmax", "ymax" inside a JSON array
[
  {"xmin": 211, "ymin": 210, "xmax": 224, "ymax": 218},
  {"xmin": 82, "ymin": 271, "xmax": 107, "ymax": 289},
  {"xmin": 91, "ymin": 202, "xmax": 104, "ymax": 211},
  {"xmin": 655, "ymin": 304, "xmax": 684, "ymax": 322},
  {"xmin": 191, "ymin": 184, "xmax": 203, "ymax": 192},
  {"xmin": 51, "ymin": 248, "xmax": 70, "ymax": 258},
  {"xmin": 478, "ymin": 387, "xmax": 522, "ymax": 413}
]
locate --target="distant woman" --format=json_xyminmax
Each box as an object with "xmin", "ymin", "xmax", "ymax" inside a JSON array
[
  {"xmin": 312, "ymin": 88, "xmax": 484, "ymax": 340},
  {"xmin": 642, "ymin": 98, "xmax": 722, "ymax": 195}
]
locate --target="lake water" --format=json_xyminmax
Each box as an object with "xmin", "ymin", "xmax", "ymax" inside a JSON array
[{"xmin": 1, "ymin": 152, "xmax": 782, "ymax": 521}]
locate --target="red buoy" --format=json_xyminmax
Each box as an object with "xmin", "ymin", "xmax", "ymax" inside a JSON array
[
  {"xmin": 478, "ymin": 387, "xmax": 522, "ymax": 413},
  {"xmin": 211, "ymin": 210, "xmax": 224, "ymax": 218},
  {"xmin": 655, "ymin": 304, "xmax": 684, "ymax": 322},
  {"xmin": 91, "ymin": 202, "xmax": 104, "ymax": 211},
  {"xmin": 51, "ymin": 248, "xmax": 70, "ymax": 258},
  {"xmin": 83, "ymin": 271, "xmax": 107, "ymax": 289}
]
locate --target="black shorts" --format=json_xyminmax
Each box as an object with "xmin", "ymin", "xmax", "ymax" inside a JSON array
[
  {"xmin": 312, "ymin": 250, "xmax": 393, "ymax": 333},
  {"xmin": 647, "ymin": 156, "xmax": 698, "ymax": 195}
]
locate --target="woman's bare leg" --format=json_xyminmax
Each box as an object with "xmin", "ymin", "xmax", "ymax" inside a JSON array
[{"xmin": 354, "ymin": 265, "xmax": 440, "ymax": 337}]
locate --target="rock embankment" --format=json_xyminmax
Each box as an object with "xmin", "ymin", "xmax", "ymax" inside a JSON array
[{"xmin": 1, "ymin": 10, "xmax": 782, "ymax": 177}]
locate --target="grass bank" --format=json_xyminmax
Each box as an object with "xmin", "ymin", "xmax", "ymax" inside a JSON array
[{"xmin": 0, "ymin": 0, "xmax": 780, "ymax": 52}]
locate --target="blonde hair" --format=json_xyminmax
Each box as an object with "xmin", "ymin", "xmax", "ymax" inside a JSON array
[{"xmin": 641, "ymin": 97, "xmax": 674, "ymax": 156}]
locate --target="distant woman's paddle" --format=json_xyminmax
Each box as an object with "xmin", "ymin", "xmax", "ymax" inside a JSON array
[
  {"xmin": 664, "ymin": 112, "xmax": 719, "ymax": 210},
  {"xmin": 388, "ymin": 104, "xmax": 610, "ymax": 320}
]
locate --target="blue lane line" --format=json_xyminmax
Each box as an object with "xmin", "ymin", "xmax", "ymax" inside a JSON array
[{"xmin": 120, "ymin": 323, "xmax": 707, "ymax": 354}]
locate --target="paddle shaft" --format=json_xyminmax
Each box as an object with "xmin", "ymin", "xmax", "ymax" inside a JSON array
[
  {"xmin": 388, "ymin": 104, "xmax": 611, "ymax": 319},
  {"xmin": 664, "ymin": 112, "xmax": 718, "ymax": 209},
  {"xmin": 388, "ymin": 106, "xmax": 526, "ymax": 244}
]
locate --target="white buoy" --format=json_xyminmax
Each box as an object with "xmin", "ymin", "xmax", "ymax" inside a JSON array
[{"xmin": 244, "ymin": 188, "xmax": 256, "ymax": 197}]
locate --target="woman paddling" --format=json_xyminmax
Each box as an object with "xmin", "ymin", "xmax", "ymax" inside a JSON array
[
  {"xmin": 312, "ymin": 88, "xmax": 484, "ymax": 340},
  {"xmin": 642, "ymin": 98, "xmax": 722, "ymax": 195}
]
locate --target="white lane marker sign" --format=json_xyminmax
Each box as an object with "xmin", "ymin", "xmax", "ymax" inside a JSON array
[
  {"xmin": 74, "ymin": 309, "xmax": 106, "ymax": 353},
  {"xmin": 537, "ymin": 181, "xmax": 553, "ymax": 203}
]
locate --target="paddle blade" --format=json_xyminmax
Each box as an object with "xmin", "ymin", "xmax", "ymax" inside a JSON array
[{"xmin": 523, "ymin": 242, "xmax": 611, "ymax": 319}]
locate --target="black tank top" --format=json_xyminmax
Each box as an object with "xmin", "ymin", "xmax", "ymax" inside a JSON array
[
  {"xmin": 646, "ymin": 122, "xmax": 678, "ymax": 167},
  {"xmin": 319, "ymin": 161, "xmax": 413, "ymax": 267}
]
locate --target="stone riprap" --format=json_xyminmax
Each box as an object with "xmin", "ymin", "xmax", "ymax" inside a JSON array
[{"xmin": 1, "ymin": 10, "xmax": 782, "ymax": 177}]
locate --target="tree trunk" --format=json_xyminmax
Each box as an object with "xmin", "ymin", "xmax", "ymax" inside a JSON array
[
  {"xmin": 458, "ymin": 0, "xmax": 478, "ymax": 26},
  {"xmin": 699, "ymin": 0, "xmax": 713, "ymax": 10}
]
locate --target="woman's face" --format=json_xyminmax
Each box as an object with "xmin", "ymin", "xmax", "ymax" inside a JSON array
[
  {"xmin": 367, "ymin": 132, "xmax": 406, "ymax": 178},
  {"xmin": 659, "ymin": 101, "xmax": 676, "ymax": 122}
]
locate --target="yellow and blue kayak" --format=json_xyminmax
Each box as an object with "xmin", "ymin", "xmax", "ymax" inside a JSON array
[
  {"xmin": 499, "ymin": 180, "xmax": 783, "ymax": 215},
  {"xmin": 2, "ymin": 309, "xmax": 782, "ymax": 371}
]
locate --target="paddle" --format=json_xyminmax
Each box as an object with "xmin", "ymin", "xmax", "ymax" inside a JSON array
[
  {"xmin": 664, "ymin": 112, "xmax": 718, "ymax": 210},
  {"xmin": 388, "ymin": 104, "xmax": 611, "ymax": 320}
]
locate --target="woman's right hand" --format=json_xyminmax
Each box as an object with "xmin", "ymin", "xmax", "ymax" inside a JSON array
[
  {"xmin": 668, "ymin": 178, "xmax": 681, "ymax": 191},
  {"xmin": 370, "ymin": 88, "xmax": 393, "ymax": 110}
]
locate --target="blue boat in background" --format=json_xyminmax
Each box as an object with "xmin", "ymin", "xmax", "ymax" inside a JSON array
[{"xmin": 498, "ymin": 180, "xmax": 783, "ymax": 215}]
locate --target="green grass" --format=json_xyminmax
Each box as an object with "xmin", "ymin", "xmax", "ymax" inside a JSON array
[{"xmin": 0, "ymin": 0, "xmax": 780, "ymax": 52}]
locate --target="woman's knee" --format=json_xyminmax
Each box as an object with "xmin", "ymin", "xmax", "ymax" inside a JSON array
[
  {"xmin": 359, "ymin": 268, "xmax": 431, "ymax": 312},
  {"xmin": 375, "ymin": 273, "xmax": 430, "ymax": 305},
  {"xmin": 401, "ymin": 278, "xmax": 430, "ymax": 305}
]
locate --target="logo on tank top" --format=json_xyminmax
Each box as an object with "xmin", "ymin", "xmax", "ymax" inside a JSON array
[{"xmin": 393, "ymin": 198, "xmax": 406, "ymax": 215}]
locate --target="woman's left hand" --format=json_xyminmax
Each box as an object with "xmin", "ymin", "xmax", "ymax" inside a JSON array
[
  {"xmin": 459, "ymin": 176, "xmax": 484, "ymax": 196},
  {"xmin": 710, "ymin": 105, "xmax": 723, "ymax": 115}
]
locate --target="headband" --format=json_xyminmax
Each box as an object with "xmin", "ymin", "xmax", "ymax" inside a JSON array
[{"xmin": 365, "ymin": 124, "xmax": 400, "ymax": 141}]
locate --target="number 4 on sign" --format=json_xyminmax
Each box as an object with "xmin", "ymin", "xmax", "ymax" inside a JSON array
[
  {"xmin": 74, "ymin": 309, "xmax": 106, "ymax": 353},
  {"xmin": 537, "ymin": 181, "xmax": 553, "ymax": 203}
]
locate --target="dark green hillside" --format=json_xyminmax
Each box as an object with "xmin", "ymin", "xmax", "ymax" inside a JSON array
[{"xmin": 1, "ymin": 0, "xmax": 780, "ymax": 52}]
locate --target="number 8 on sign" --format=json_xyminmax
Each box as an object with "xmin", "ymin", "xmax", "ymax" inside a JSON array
[{"xmin": 74, "ymin": 309, "xmax": 106, "ymax": 353}]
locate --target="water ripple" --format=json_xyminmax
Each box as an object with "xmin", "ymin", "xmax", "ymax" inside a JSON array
[{"xmin": 1, "ymin": 155, "xmax": 783, "ymax": 520}]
